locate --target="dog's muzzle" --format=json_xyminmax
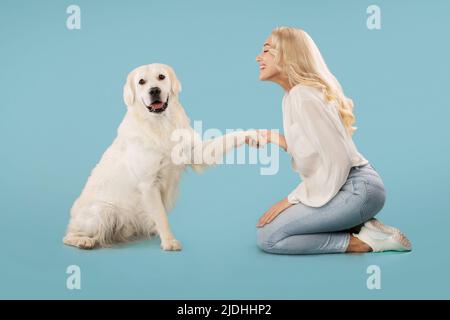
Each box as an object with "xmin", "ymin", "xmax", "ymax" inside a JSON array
[{"xmin": 146, "ymin": 97, "xmax": 169, "ymax": 114}]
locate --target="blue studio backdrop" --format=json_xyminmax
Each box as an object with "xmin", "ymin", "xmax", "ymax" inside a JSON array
[{"xmin": 1, "ymin": 0, "xmax": 449, "ymax": 299}]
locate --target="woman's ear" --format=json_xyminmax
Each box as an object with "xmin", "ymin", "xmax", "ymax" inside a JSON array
[
  {"xmin": 123, "ymin": 72, "xmax": 135, "ymax": 106},
  {"xmin": 165, "ymin": 65, "xmax": 182, "ymax": 97}
]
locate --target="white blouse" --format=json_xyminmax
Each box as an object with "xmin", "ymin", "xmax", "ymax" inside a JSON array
[{"xmin": 282, "ymin": 84, "xmax": 369, "ymax": 207}]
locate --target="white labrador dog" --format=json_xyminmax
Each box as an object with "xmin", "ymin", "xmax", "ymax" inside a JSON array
[{"xmin": 63, "ymin": 63, "xmax": 262, "ymax": 251}]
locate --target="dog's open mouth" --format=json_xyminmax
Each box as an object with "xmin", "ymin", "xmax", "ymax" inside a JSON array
[{"xmin": 147, "ymin": 98, "xmax": 169, "ymax": 114}]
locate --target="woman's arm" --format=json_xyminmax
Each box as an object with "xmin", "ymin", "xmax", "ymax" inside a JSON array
[
  {"xmin": 267, "ymin": 130, "xmax": 288, "ymax": 152},
  {"xmin": 246, "ymin": 130, "xmax": 288, "ymax": 152}
]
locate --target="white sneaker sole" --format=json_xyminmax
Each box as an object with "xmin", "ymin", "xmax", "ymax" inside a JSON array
[{"xmin": 365, "ymin": 219, "xmax": 412, "ymax": 251}]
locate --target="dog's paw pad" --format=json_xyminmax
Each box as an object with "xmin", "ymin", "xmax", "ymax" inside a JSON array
[{"xmin": 161, "ymin": 239, "xmax": 182, "ymax": 251}]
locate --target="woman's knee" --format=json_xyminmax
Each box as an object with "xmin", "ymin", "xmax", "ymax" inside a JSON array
[
  {"xmin": 257, "ymin": 225, "xmax": 295, "ymax": 253},
  {"xmin": 257, "ymin": 229, "xmax": 314, "ymax": 254},
  {"xmin": 256, "ymin": 227, "xmax": 277, "ymax": 252}
]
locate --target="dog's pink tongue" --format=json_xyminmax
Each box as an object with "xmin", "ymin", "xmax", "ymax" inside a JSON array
[{"xmin": 151, "ymin": 102, "xmax": 164, "ymax": 109}]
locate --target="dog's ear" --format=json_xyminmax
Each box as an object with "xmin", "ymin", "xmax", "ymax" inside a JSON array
[
  {"xmin": 165, "ymin": 65, "xmax": 182, "ymax": 98},
  {"xmin": 123, "ymin": 72, "xmax": 135, "ymax": 106}
]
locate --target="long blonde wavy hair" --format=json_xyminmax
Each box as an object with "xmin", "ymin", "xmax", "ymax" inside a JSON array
[{"xmin": 269, "ymin": 27, "xmax": 357, "ymax": 136}]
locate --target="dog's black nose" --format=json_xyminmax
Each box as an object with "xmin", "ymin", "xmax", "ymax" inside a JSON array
[{"xmin": 149, "ymin": 87, "xmax": 161, "ymax": 97}]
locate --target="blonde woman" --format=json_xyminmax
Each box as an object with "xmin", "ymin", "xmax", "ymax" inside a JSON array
[{"xmin": 251, "ymin": 27, "xmax": 412, "ymax": 254}]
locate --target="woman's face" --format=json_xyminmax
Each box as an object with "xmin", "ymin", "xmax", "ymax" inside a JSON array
[{"xmin": 256, "ymin": 37, "xmax": 280, "ymax": 81}]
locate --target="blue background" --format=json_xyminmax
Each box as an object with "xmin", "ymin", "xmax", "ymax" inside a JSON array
[{"xmin": 1, "ymin": 0, "xmax": 449, "ymax": 299}]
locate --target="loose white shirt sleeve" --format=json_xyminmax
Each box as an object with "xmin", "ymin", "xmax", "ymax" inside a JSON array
[{"xmin": 282, "ymin": 85, "xmax": 369, "ymax": 207}]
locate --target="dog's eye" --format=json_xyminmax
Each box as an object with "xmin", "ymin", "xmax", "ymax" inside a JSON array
[
  {"xmin": 138, "ymin": 79, "xmax": 146, "ymax": 85},
  {"xmin": 158, "ymin": 74, "xmax": 166, "ymax": 80}
]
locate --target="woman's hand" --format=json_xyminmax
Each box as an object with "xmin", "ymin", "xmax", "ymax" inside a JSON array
[
  {"xmin": 257, "ymin": 197, "xmax": 293, "ymax": 228},
  {"xmin": 245, "ymin": 130, "xmax": 269, "ymax": 148},
  {"xmin": 245, "ymin": 130, "xmax": 288, "ymax": 152}
]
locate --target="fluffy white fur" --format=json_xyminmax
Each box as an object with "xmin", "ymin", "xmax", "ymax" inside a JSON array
[{"xmin": 63, "ymin": 63, "xmax": 258, "ymax": 251}]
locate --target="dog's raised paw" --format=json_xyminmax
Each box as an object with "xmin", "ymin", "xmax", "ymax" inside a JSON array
[
  {"xmin": 161, "ymin": 238, "xmax": 182, "ymax": 251},
  {"xmin": 63, "ymin": 235, "xmax": 96, "ymax": 250}
]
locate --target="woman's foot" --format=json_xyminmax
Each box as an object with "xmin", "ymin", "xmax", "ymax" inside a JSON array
[
  {"xmin": 346, "ymin": 235, "xmax": 372, "ymax": 253},
  {"xmin": 353, "ymin": 219, "xmax": 412, "ymax": 252}
]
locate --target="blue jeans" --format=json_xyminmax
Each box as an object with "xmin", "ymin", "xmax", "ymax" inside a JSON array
[{"xmin": 257, "ymin": 163, "xmax": 386, "ymax": 254}]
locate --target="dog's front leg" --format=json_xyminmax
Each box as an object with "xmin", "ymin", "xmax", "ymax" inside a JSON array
[
  {"xmin": 194, "ymin": 131, "xmax": 252, "ymax": 166},
  {"xmin": 139, "ymin": 183, "xmax": 182, "ymax": 251}
]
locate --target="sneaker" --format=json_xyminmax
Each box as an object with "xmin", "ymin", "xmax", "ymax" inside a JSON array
[
  {"xmin": 353, "ymin": 220, "xmax": 412, "ymax": 252},
  {"xmin": 365, "ymin": 218, "xmax": 412, "ymax": 250}
]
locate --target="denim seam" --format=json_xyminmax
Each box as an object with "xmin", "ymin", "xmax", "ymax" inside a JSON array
[
  {"xmin": 359, "ymin": 180, "xmax": 370, "ymax": 223},
  {"xmin": 364, "ymin": 181, "xmax": 385, "ymax": 192}
]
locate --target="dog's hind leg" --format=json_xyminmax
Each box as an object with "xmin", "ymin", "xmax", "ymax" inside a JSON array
[
  {"xmin": 63, "ymin": 203, "xmax": 115, "ymax": 249},
  {"xmin": 63, "ymin": 233, "xmax": 97, "ymax": 249}
]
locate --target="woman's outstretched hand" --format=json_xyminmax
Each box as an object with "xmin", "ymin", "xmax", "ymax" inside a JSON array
[
  {"xmin": 245, "ymin": 130, "xmax": 288, "ymax": 152},
  {"xmin": 257, "ymin": 197, "xmax": 292, "ymax": 228},
  {"xmin": 245, "ymin": 130, "xmax": 270, "ymax": 148}
]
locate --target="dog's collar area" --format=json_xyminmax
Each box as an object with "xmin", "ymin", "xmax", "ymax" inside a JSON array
[{"xmin": 146, "ymin": 97, "xmax": 169, "ymax": 114}]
